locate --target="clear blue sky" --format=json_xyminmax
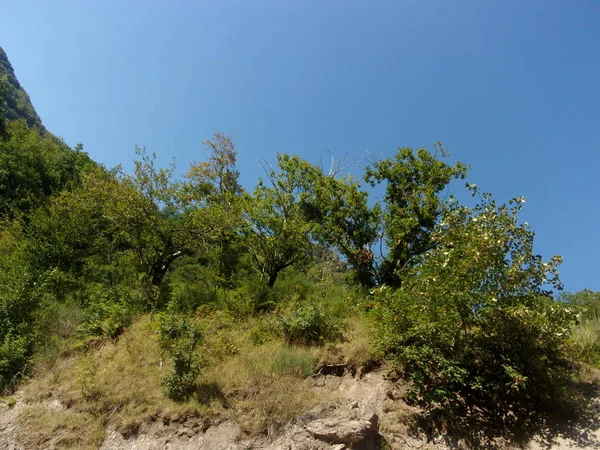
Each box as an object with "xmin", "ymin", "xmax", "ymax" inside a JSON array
[{"xmin": 2, "ymin": 0, "xmax": 599, "ymax": 292}]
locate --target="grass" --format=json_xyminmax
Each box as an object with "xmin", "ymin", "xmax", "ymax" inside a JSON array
[
  {"xmin": 9, "ymin": 312, "xmax": 338, "ymax": 446},
  {"xmin": 5, "ymin": 284, "xmax": 377, "ymax": 447},
  {"xmin": 316, "ymin": 316, "xmax": 376, "ymax": 370},
  {"xmin": 571, "ymin": 319, "xmax": 600, "ymax": 365},
  {"xmin": 15, "ymin": 406, "xmax": 104, "ymax": 450}
]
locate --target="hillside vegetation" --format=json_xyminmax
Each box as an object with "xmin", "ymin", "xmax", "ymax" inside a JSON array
[
  {"xmin": 1, "ymin": 49, "xmax": 599, "ymax": 448},
  {"xmin": 0, "ymin": 46, "xmax": 45, "ymax": 132}
]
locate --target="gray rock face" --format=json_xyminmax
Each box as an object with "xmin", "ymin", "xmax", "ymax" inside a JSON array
[
  {"xmin": 265, "ymin": 403, "xmax": 381, "ymax": 450},
  {"xmin": 304, "ymin": 411, "xmax": 379, "ymax": 445}
]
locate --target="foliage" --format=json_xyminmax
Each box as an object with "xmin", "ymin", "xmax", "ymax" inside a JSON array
[
  {"xmin": 0, "ymin": 220, "xmax": 35, "ymax": 391},
  {"xmin": 0, "ymin": 331, "xmax": 29, "ymax": 390},
  {"xmin": 184, "ymin": 133, "xmax": 245, "ymax": 284},
  {"xmin": 0, "ymin": 120, "xmax": 92, "ymax": 217},
  {"xmin": 561, "ymin": 290, "xmax": 600, "ymax": 365},
  {"xmin": 277, "ymin": 300, "xmax": 344, "ymax": 346},
  {"xmin": 365, "ymin": 145, "xmax": 468, "ymax": 287},
  {"xmin": 565, "ymin": 289, "xmax": 600, "ymax": 321},
  {"xmin": 82, "ymin": 296, "xmax": 133, "ymax": 338},
  {"xmin": 244, "ymin": 154, "xmax": 314, "ymax": 287},
  {"xmin": 570, "ymin": 319, "xmax": 600, "ymax": 365},
  {"xmin": 293, "ymin": 157, "xmax": 380, "ymax": 287},
  {"xmin": 372, "ymin": 188, "xmax": 576, "ymax": 421},
  {"xmin": 0, "ymin": 46, "xmax": 45, "ymax": 131},
  {"xmin": 0, "ymin": 104, "xmax": 593, "ymax": 436},
  {"xmin": 157, "ymin": 313, "xmax": 203, "ymax": 400}
]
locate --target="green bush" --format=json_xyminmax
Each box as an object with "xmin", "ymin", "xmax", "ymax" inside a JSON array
[
  {"xmin": 0, "ymin": 221, "xmax": 35, "ymax": 390},
  {"xmin": 249, "ymin": 319, "xmax": 272, "ymax": 346},
  {"xmin": 278, "ymin": 301, "xmax": 343, "ymax": 346},
  {"xmin": 79, "ymin": 281, "xmax": 141, "ymax": 338},
  {"xmin": 82, "ymin": 300, "xmax": 132, "ymax": 338},
  {"xmin": 0, "ymin": 332, "xmax": 29, "ymax": 390},
  {"xmin": 271, "ymin": 272, "xmax": 313, "ymax": 302},
  {"xmin": 220, "ymin": 286, "xmax": 256, "ymax": 319},
  {"xmin": 373, "ymin": 193, "xmax": 577, "ymax": 421},
  {"xmin": 157, "ymin": 313, "xmax": 202, "ymax": 401},
  {"xmin": 161, "ymin": 347, "xmax": 201, "ymax": 401},
  {"xmin": 165, "ymin": 262, "xmax": 220, "ymax": 313},
  {"xmin": 34, "ymin": 298, "xmax": 84, "ymax": 340}
]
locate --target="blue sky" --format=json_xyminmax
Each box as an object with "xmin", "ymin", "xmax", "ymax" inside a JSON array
[{"xmin": 2, "ymin": 0, "xmax": 599, "ymax": 292}]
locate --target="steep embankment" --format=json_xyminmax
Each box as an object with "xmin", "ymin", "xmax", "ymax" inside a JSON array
[
  {"xmin": 1, "ymin": 315, "xmax": 599, "ymax": 450},
  {"xmin": 0, "ymin": 46, "xmax": 45, "ymax": 132}
]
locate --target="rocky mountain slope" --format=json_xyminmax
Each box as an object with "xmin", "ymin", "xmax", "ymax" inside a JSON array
[{"xmin": 0, "ymin": 46, "xmax": 45, "ymax": 132}]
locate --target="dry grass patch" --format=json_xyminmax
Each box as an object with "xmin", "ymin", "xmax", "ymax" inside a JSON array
[
  {"xmin": 20, "ymin": 316, "xmax": 213, "ymax": 443},
  {"xmin": 202, "ymin": 332, "xmax": 322, "ymax": 435},
  {"xmin": 15, "ymin": 406, "xmax": 104, "ymax": 449},
  {"xmin": 14, "ymin": 313, "xmax": 331, "ymax": 444},
  {"xmin": 10, "ymin": 311, "xmax": 373, "ymax": 446},
  {"xmin": 316, "ymin": 316, "xmax": 376, "ymax": 370}
]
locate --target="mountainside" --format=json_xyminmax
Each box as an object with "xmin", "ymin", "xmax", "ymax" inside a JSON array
[{"xmin": 0, "ymin": 46, "xmax": 45, "ymax": 132}]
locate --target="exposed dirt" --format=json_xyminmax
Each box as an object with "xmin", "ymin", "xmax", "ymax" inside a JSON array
[{"xmin": 2, "ymin": 367, "xmax": 600, "ymax": 449}]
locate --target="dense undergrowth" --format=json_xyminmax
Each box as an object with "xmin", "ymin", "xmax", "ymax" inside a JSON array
[{"xmin": 1, "ymin": 115, "xmax": 599, "ymax": 447}]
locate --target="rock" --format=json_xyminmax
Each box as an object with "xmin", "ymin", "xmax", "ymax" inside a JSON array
[
  {"xmin": 198, "ymin": 421, "xmax": 241, "ymax": 449},
  {"xmin": 304, "ymin": 412, "xmax": 378, "ymax": 445},
  {"xmin": 350, "ymin": 401, "xmax": 359, "ymax": 409}
]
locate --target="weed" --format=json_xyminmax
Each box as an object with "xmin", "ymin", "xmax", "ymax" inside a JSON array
[
  {"xmin": 571, "ymin": 319, "xmax": 600, "ymax": 365},
  {"xmin": 271, "ymin": 346, "xmax": 316, "ymax": 377}
]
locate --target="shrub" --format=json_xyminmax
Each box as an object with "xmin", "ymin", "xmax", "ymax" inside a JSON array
[
  {"xmin": 156, "ymin": 313, "xmax": 202, "ymax": 401},
  {"xmin": 82, "ymin": 299, "xmax": 132, "ymax": 338},
  {"xmin": 373, "ymin": 192, "xmax": 577, "ymax": 422},
  {"xmin": 220, "ymin": 287, "xmax": 256, "ymax": 319},
  {"xmin": 0, "ymin": 332, "xmax": 29, "ymax": 390},
  {"xmin": 278, "ymin": 301, "xmax": 343, "ymax": 346},
  {"xmin": 0, "ymin": 221, "xmax": 35, "ymax": 391},
  {"xmin": 34, "ymin": 298, "xmax": 84, "ymax": 340},
  {"xmin": 249, "ymin": 320, "xmax": 272, "ymax": 346},
  {"xmin": 161, "ymin": 347, "xmax": 201, "ymax": 401}
]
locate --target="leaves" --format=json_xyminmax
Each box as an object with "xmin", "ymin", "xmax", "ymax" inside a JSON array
[{"xmin": 373, "ymin": 188, "xmax": 576, "ymax": 417}]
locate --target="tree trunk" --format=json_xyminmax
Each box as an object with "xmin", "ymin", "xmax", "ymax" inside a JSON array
[
  {"xmin": 268, "ymin": 271, "xmax": 279, "ymax": 288},
  {"xmin": 149, "ymin": 249, "xmax": 183, "ymax": 287}
]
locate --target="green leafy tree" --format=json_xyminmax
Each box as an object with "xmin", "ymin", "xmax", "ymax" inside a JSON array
[
  {"xmin": 0, "ymin": 120, "xmax": 92, "ymax": 217},
  {"xmin": 564, "ymin": 289, "xmax": 600, "ymax": 321},
  {"xmin": 365, "ymin": 145, "xmax": 468, "ymax": 287},
  {"xmin": 184, "ymin": 133, "xmax": 244, "ymax": 284},
  {"xmin": 373, "ymin": 188, "xmax": 575, "ymax": 421},
  {"xmin": 0, "ymin": 220, "xmax": 36, "ymax": 390},
  {"xmin": 79, "ymin": 149, "xmax": 215, "ymax": 301},
  {"xmin": 245, "ymin": 154, "xmax": 313, "ymax": 288},
  {"xmin": 289, "ymin": 156, "xmax": 380, "ymax": 287}
]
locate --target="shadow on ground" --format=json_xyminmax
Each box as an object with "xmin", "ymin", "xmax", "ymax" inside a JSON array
[
  {"xmin": 409, "ymin": 373, "xmax": 600, "ymax": 449},
  {"xmin": 194, "ymin": 382, "xmax": 229, "ymax": 407}
]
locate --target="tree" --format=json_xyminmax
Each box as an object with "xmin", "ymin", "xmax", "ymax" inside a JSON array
[
  {"xmin": 365, "ymin": 145, "xmax": 468, "ymax": 287},
  {"xmin": 245, "ymin": 154, "xmax": 313, "ymax": 288},
  {"xmin": 564, "ymin": 289, "xmax": 600, "ymax": 321},
  {"xmin": 62, "ymin": 148, "xmax": 224, "ymax": 306},
  {"xmin": 287, "ymin": 156, "xmax": 380, "ymax": 287},
  {"xmin": 373, "ymin": 187, "xmax": 575, "ymax": 423},
  {"xmin": 0, "ymin": 120, "xmax": 92, "ymax": 218},
  {"xmin": 184, "ymin": 133, "xmax": 244, "ymax": 284}
]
